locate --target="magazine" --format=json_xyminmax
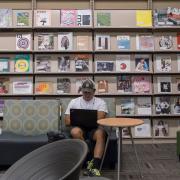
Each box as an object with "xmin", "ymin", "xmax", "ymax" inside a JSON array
[
  {"xmin": 58, "ymin": 56, "xmax": 71, "ymax": 72},
  {"xmin": 61, "ymin": 9, "xmax": 77, "ymax": 27},
  {"xmin": 76, "ymin": 36, "xmax": 89, "ymax": 50},
  {"xmin": 77, "ymin": 9, "xmax": 91, "ymax": 26},
  {"xmin": 136, "ymin": 35, "xmax": 154, "ymax": 51},
  {"xmin": 157, "ymin": 76, "xmax": 171, "ymax": 93},
  {"xmin": 16, "ymin": 34, "xmax": 31, "ymax": 51},
  {"xmin": 35, "ymin": 81, "xmax": 53, "ymax": 94},
  {"xmin": 136, "ymin": 97, "xmax": 151, "ymax": 115},
  {"xmin": 38, "ymin": 34, "xmax": 54, "ymax": 50},
  {"xmin": 16, "ymin": 10, "xmax": 30, "ymax": 27},
  {"xmin": 167, "ymin": 7, "xmax": 180, "ymax": 26},
  {"xmin": 155, "ymin": 97, "xmax": 171, "ymax": 115},
  {"xmin": 159, "ymin": 35, "xmax": 173, "ymax": 50},
  {"xmin": 36, "ymin": 56, "xmax": 51, "ymax": 72},
  {"xmin": 173, "ymin": 97, "xmax": 180, "ymax": 114},
  {"xmin": 0, "ymin": 77, "xmax": 9, "ymax": 94},
  {"xmin": 96, "ymin": 61, "xmax": 114, "ymax": 72},
  {"xmin": 97, "ymin": 12, "xmax": 111, "ymax": 26},
  {"xmin": 117, "ymin": 35, "xmax": 130, "ymax": 50},
  {"xmin": 58, "ymin": 32, "xmax": 73, "ymax": 51},
  {"xmin": 155, "ymin": 55, "xmax": 171, "ymax": 72},
  {"xmin": 116, "ymin": 55, "xmax": 131, "ymax": 72},
  {"xmin": 135, "ymin": 57, "xmax": 150, "ymax": 72},
  {"xmin": 0, "ymin": 9, "xmax": 12, "ymax": 27},
  {"xmin": 36, "ymin": 10, "xmax": 51, "ymax": 26},
  {"xmin": 0, "ymin": 57, "xmax": 9, "ymax": 72},
  {"xmin": 97, "ymin": 80, "xmax": 108, "ymax": 93},
  {"xmin": 153, "ymin": 120, "xmax": 168, "ymax": 137},
  {"xmin": 14, "ymin": 54, "xmax": 30, "ymax": 73},
  {"xmin": 177, "ymin": 33, "xmax": 180, "ymax": 50},
  {"xmin": 117, "ymin": 75, "xmax": 132, "ymax": 93},
  {"xmin": 95, "ymin": 35, "xmax": 110, "ymax": 50},
  {"xmin": 57, "ymin": 78, "xmax": 71, "ymax": 94},
  {"xmin": 75, "ymin": 55, "xmax": 89, "ymax": 72},
  {"xmin": 12, "ymin": 81, "xmax": 32, "ymax": 94},
  {"xmin": 0, "ymin": 99, "xmax": 4, "ymax": 117}
]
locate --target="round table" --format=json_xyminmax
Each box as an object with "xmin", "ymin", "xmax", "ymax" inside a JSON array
[{"xmin": 98, "ymin": 117, "xmax": 144, "ymax": 180}]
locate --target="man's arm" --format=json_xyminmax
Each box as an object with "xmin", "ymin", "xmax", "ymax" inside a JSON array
[
  {"xmin": 97, "ymin": 111, "xmax": 106, "ymax": 120},
  {"xmin": 64, "ymin": 114, "xmax": 71, "ymax": 126}
]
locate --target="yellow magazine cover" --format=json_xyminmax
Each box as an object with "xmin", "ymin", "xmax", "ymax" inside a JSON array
[{"xmin": 136, "ymin": 10, "xmax": 152, "ymax": 27}]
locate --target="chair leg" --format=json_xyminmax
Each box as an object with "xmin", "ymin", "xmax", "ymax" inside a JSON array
[
  {"xmin": 99, "ymin": 128, "xmax": 112, "ymax": 171},
  {"xmin": 128, "ymin": 127, "xmax": 143, "ymax": 179}
]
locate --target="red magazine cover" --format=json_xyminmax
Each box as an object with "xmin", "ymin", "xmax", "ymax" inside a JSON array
[{"xmin": 177, "ymin": 33, "xmax": 180, "ymax": 50}]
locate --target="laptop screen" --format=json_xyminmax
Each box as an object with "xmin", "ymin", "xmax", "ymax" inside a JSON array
[{"xmin": 70, "ymin": 109, "xmax": 98, "ymax": 129}]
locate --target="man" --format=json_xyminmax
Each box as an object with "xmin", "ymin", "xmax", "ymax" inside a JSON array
[{"xmin": 64, "ymin": 79, "xmax": 108, "ymax": 176}]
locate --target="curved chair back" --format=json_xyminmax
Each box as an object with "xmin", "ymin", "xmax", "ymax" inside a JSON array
[{"xmin": 1, "ymin": 139, "xmax": 88, "ymax": 180}]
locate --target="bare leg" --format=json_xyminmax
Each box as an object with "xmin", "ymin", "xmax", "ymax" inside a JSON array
[{"xmin": 70, "ymin": 127, "xmax": 84, "ymax": 140}]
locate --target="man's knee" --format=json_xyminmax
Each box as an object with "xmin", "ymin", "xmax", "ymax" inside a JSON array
[{"xmin": 71, "ymin": 127, "xmax": 83, "ymax": 139}]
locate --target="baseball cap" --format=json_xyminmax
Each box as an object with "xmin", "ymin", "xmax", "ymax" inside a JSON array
[{"xmin": 81, "ymin": 79, "xmax": 96, "ymax": 92}]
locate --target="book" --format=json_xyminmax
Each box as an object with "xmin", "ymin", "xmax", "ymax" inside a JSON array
[
  {"xmin": 136, "ymin": 97, "xmax": 151, "ymax": 115},
  {"xmin": 132, "ymin": 76, "xmax": 151, "ymax": 93},
  {"xmin": 96, "ymin": 61, "xmax": 114, "ymax": 72},
  {"xmin": 155, "ymin": 97, "xmax": 171, "ymax": 115},
  {"xmin": 95, "ymin": 35, "xmax": 110, "ymax": 50},
  {"xmin": 0, "ymin": 57, "xmax": 9, "ymax": 72},
  {"xmin": 0, "ymin": 77, "xmax": 9, "ymax": 94},
  {"xmin": 176, "ymin": 77, "xmax": 180, "ymax": 92},
  {"xmin": 76, "ymin": 36, "xmax": 89, "ymax": 50},
  {"xmin": 177, "ymin": 33, "xmax": 180, "ymax": 50},
  {"xmin": 36, "ymin": 55, "xmax": 51, "ymax": 72},
  {"xmin": 167, "ymin": 7, "xmax": 180, "ymax": 26},
  {"xmin": 134, "ymin": 119, "xmax": 151, "ymax": 137},
  {"xmin": 57, "ymin": 78, "xmax": 71, "ymax": 94},
  {"xmin": 159, "ymin": 35, "xmax": 173, "ymax": 50},
  {"xmin": 155, "ymin": 55, "xmax": 171, "ymax": 72},
  {"xmin": 117, "ymin": 35, "xmax": 130, "ymax": 50},
  {"xmin": 38, "ymin": 34, "xmax": 54, "ymax": 50},
  {"xmin": 75, "ymin": 55, "xmax": 89, "ymax": 72},
  {"xmin": 58, "ymin": 32, "xmax": 73, "ymax": 50},
  {"xmin": 35, "ymin": 81, "xmax": 53, "ymax": 94},
  {"xmin": 16, "ymin": 34, "xmax": 31, "ymax": 51},
  {"xmin": 16, "ymin": 10, "xmax": 30, "ymax": 27},
  {"xmin": 0, "ymin": 99, "xmax": 4, "ymax": 117},
  {"xmin": 173, "ymin": 97, "xmax": 180, "ymax": 114},
  {"xmin": 136, "ymin": 35, "xmax": 154, "ymax": 51},
  {"xmin": 61, "ymin": 9, "xmax": 77, "ymax": 27},
  {"xmin": 153, "ymin": 120, "xmax": 168, "ymax": 137},
  {"xmin": 0, "ymin": 9, "xmax": 12, "ymax": 27},
  {"xmin": 135, "ymin": 57, "xmax": 150, "ymax": 72},
  {"xmin": 136, "ymin": 10, "xmax": 152, "ymax": 27},
  {"xmin": 117, "ymin": 75, "xmax": 132, "ymax": 93},
  {"xmin": 97, "ymin": 80, "xmax": 108, "ymax": 93},
  {"xmin": 14, "ymin": 54, "xmax": 30, "ymax": 73},
  {"xmin": 12, "ymin": 81, "xmax": 32, "ymax": 94},
  {"xmin": 97, "ymin": 12, "xmax": 111, "ymax": 26},
  {"xmin": 36, "ymin": 10, "xmax": 51, "ymax": 26},
  {"xmin": 157, "ymin": 76, "xmax": 171, "ymax": 93},
  {"xmin": 58, "ymin": 55, "xmax": 70, "ymax": 72},
  {"xmin": 77, "ymin": 9, "xmax": 91, "ymax": 26},
  {"xmin": 116, "ymin": 55, "xmax": 131, "ymax": 72},
  {"xmin": 116, "ymin": 97, "xmax": 135, "ymax": 115},
  {"xmin": 154, "ymin": 9, "xmax": 170, "ymax": 27}
]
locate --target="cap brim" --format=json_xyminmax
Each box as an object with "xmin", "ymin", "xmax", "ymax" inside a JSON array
[{"xmin": 81, "ymin": 88, "xmax": 94, "ymax": 93}]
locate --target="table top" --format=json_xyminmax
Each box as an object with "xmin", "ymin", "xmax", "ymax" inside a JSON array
[{"xmin": 97, "ymin": 117, "xmax": 144, "ymax": 127}]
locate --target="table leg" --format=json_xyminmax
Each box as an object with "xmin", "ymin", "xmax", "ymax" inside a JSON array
[
  {"xmin": 128, "ymin": 127, "xmax": 143, "ymax": 179},
  {"xmin": 117, "ymin": 127, "xmax": 122, "ymax": 180}
]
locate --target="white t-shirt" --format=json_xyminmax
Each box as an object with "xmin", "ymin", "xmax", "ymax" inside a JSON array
[{"xmin": 65, "ymin": 96, "xmax": 108, "ymax": 115}]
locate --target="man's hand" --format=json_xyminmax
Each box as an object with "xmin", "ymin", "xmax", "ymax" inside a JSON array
[{"xmin": 64, "ymin": 114, "xmax": 71, "ymax": 126}]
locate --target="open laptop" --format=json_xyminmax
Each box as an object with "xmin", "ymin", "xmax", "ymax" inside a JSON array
[{"xmin": 70, "ymin": 109, "xmax": 98, "ymax": 129}]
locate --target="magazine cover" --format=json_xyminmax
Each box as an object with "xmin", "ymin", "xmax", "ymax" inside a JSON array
[
  {"xmin": 155, "ymin": 55, "xmax": 171, "ymax": 72},
  {"xmin": 35, "ymin": 81, "xmax": 53, "ymax": 94},
  {"xmin": 36, "ymin": 55, "xmax": 51, "ymax": 72},
  {"xmin": 116, "ymin": 55, "xmax": 131, "ymax": 72},
  {"xmin": 76, "ymin": 36, "xmax": 89, "ymax": 50},
  {"xmin": 117, "ymin": 75, "xmax": 132, "ymax": 93},
  {"xmin": 0, "ymin": 57, "xmax": 10, "ymax": 72},
  {"xmin": 96, "ymin": 61, "xmax": 114, "ymax": 72},
  {"xmin": 167, "ymin": 7, "xmax": 180, "ymax": 26},
  {"xmin": 159, "ymin": 35, "xmax": 173, "ymax": 50},
  {"xmin": 0, "ymin": 99, "xmax": 4, "ymax": 117},
  {"xmin": 177, "ymin": 55, "xmax": 180, "ymax": 72},
  {"xmin": 157, "ymin": 76, "xmax": 171, "ymax": 93},
  {"xmin": 153, "ymin": 120, "xmax": 168, "ymax": 137},
  {"xmin": 58, "ymin": 56, "xmax": 70, "ymax": 72},
  {"xmin": 0, "ymin": 9, "xmax": 12, "ymax": 27},
  {"xmin": 95, "ymin": 35, "xmax": 110, "ymax": 50},
  {"xmin": 136, "ymin": 10, "xmax": 152, "ymax": 27},
  {"xmin": 117, "ymin": 35, "xmax": 130, "ymax": 50},
  {"xmin": 173, "ymin": 97, "xmax": 180, "ymax": 114},
  {"xmin": 75, "ymin": 55, "xmax": 89, "ymax": 72},
  {"xmin": 135, "ymin": 57, "xmax": 150, "ymax": 72},
  {"xmin": 16, "ymin": 10, "xmax": 30, "ymax": 27},
  {"xmin": 0, "ymin": 77, "xmax": 9, "ymax": 94},
  {"xmin": 16, "ymin": 34, "xmax": 31, "ymax": 51},
  {"xmin": 12, "ymin": 81, "xmax": 32, "ymax": 94},
  {"xmin": 132, "ymin": 76, "xmax": 151, "ymax": 93},
  {"xmin": 77, "ymin": 9, "xmax": 91, "ymax": 26},
  {"xmin": 61, "ymin": 10, "xmax": 77, "ymax": 27},
  {"xmin": 176, "ymin": 77, "xmax": 180, "ymax": 92},
  {"xmin": 155, "ymin": 97, "xmax": 171, "ymax": 115},
  {"xmin": 97, "ymin": 80, "xmax": 108, "ymax": 93},
  {"xmin": 135, "ymin": 119, "xmax": 151, "ymax": 137},
  {"xmin": 36, "ymin": 10, "xmax": 51, "ymax": 26},
  {"xmin": 177, "ymin": 33, "xmax": 180, "ymax": 50},
  {"xmin": 14, "ymin": 54, "xmax": 30, "ymax": 73},
  {"xmin": 136, "ymin": 35, "xmax": 154, "ymax": 51},
  {"xmin": 57, "ymin": 78, "xmax": 71, "ymax": 94},
  {"xmin": 97, "ymin": 12, "xmax": 111, "ymax": 26},
  {"xmin": 58, "ymin": 32, "xmax": 73, "ymax": 51},
  {"xmin": 38, "ymin": 34, "xmax": 54, "ymax": 50},
  {"xmin": 136, "ymin": 97, "xmax": 151, "ymax": 115}
]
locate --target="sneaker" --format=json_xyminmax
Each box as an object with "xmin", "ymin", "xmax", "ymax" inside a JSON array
[
  {"xmin": 83, "ymin": 159, "xmax": 94, "ymax": 176},
  {"xmin": 89, "ymin": 168, "xmax": 101, "ymax": 177}
]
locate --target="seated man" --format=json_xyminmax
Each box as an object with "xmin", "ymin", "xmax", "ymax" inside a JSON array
[{"xmin": 64, "ymin": 79, "xmax": 108, "ymax": 176}]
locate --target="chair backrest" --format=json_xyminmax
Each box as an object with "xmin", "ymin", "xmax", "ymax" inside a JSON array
[
  {"xmin": 3, "ymin": 99, "xmax": 59, "ymax": 135},
  {"xmin": 1, "ymin": 139, "xmax": 88, "ymax": 180}
]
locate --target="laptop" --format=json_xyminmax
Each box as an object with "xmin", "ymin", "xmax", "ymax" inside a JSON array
[{"xmin": 70, "ymin": 109, "xmax": 98, "ymax": 129}]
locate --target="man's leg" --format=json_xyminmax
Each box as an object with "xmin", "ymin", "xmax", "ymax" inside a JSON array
[{"xmin": 70, "ymin": 127, "xmax": 84, "ymax": 140}]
